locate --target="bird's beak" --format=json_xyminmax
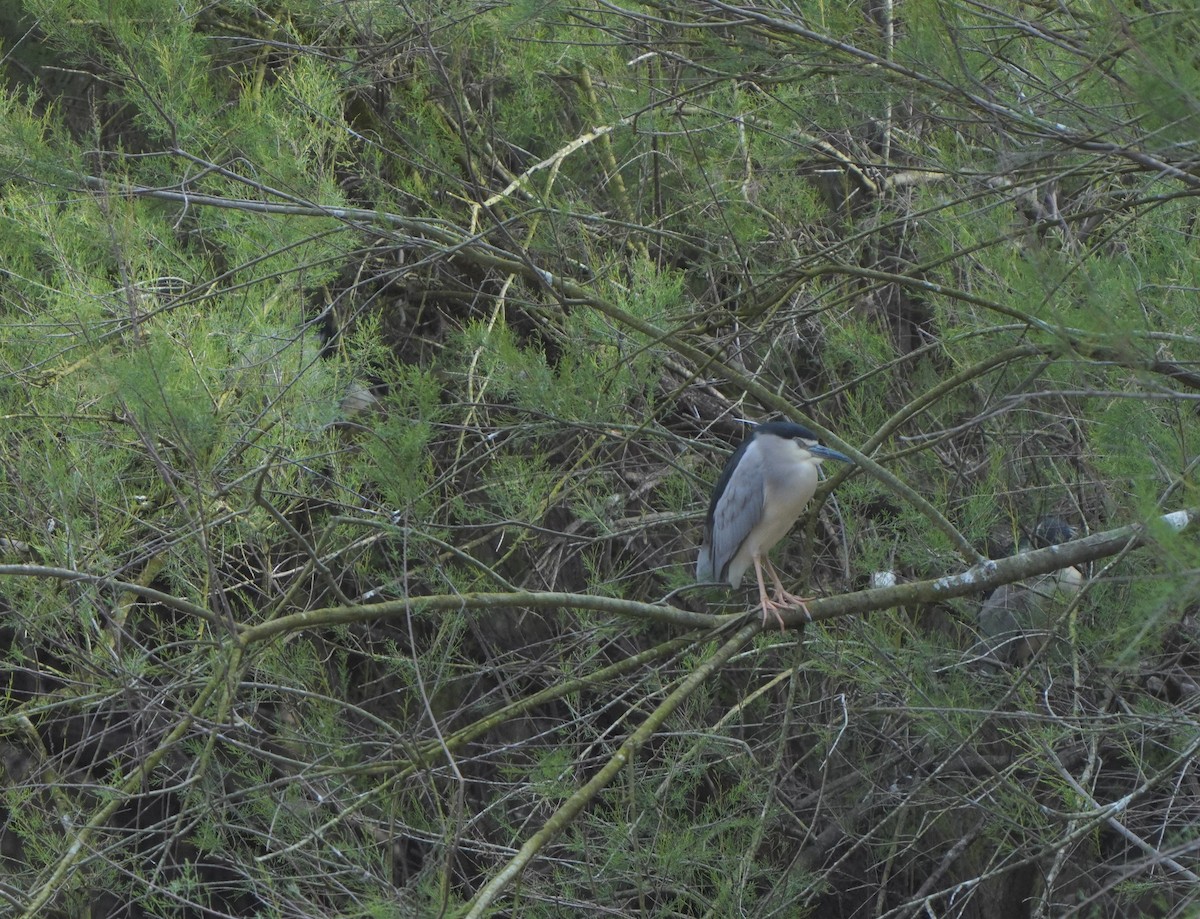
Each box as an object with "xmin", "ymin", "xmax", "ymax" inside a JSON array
[{"xmin": 807, "ymin": 444, "xmax": 852, "ymax": 464}]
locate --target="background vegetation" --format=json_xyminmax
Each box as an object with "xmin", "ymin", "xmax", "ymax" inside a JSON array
[{"xmin": 1, "ymin": 0, "xmax": 1199, "ymax": 915}]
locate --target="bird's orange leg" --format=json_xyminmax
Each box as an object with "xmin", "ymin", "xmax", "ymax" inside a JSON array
[
  {"xmin": 763, "ymin": 558, "xmax": 813, "ymax": 622},
  {"xmin": 752, "ymin": 555, "xmax": 789, "ymax": 631}
]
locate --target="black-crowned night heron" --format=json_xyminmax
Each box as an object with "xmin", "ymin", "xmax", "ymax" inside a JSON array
[
  {"xmin": 976, "ymin": 517, "xmax": 1083, "ymax": 667},
  {"xmin": 696, "ymin": 421, "xmax": 851, "ymax": 629}
]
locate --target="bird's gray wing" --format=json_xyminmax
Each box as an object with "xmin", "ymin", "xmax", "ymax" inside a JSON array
[
  {"xmin": 698, "ymin": 445, "xmax": 765, "ymax": 583},
  {"xmin": 696, "ymin": 535, "xmax": 716, "ymax": 581}
]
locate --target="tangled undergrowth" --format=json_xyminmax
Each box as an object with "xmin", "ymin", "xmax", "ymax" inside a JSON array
[{"xmin": 1, "ymin": 1, "xmax": 1199, "ymax": 917}]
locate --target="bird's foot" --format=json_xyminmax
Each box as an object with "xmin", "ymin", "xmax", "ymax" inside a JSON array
[
  {"xmin": 754, "ymin": 558, "xmax": 813, "ymax": 631},
  {"xmin": 758, "ymin": 597, "xmax": 789, "ymax": 632},
  {"xmin": 763, "ymin": 563, "xmax": 814, "ymax": 622},
  {"xmin": 757, "ymin": 594, "xmax": 813, "ymax": 631},
  {"xmin": 771, "ymin": 590, "xmax": 814, "ymax": 621}
]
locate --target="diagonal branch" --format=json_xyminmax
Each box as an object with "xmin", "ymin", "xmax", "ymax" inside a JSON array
[{"xmin": 462, "ymin": 619, "xmax": 762, "ymax": 918}]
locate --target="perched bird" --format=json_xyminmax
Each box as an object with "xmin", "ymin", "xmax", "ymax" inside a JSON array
[
  {"xmin": 697, "ymin": 421, "xmax": 851, "ymax": 629},
  {"xmin": 976, "ymin": 517, "xmax": 1083, "ymax": 667}
]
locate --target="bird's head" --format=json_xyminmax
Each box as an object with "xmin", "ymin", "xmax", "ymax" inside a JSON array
[{"xmin": 750, "ymin": 421, "xmax": 852, "ymax": 466}]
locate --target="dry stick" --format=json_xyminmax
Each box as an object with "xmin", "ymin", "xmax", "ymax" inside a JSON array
[
  {"xmin": 462, "ymin": 619, "xmax": 762, "ymax": 919},
  {"xmin": 467, "ymin": 509, "xmax": 1194, "ymax": 915},
  {"xmin": 822, "ymin": 342, "xmax": 1047, "ymax": 494},
  {"xmin": 17, "ymin": 645, "xmax": 244, "ymax": 919},
  {"xmin": 83, "ymin": 173, "xmax": 1197, "ymax": 562},
  {"xmin": 7, "ymin": 519, "xmax": 1191, "ymax": 912},
  {"xmin": 554, "ymin": 287, "xmax": 984, "ymax": 565},
  {"xmin": 697, "ymin": 0, "xmax": 1200, "ymax": 187},
  {"xmin": 234, "ymin": 508, "xmax": 1196, "ymax": 644},
  {"xmin": 1047, "ymin": 743, "xmax": 1200, "ymax": 883},
  {"xmin": 0, "ymin": 564, "xmax": 221, "ymax": 626},
  {"xmin": 795, "ymin": 510, "xmax": 1194, "ymax": 626},
  {"xmin": 899, "ymin": 816, "xmax": 990, "ymax": 919},
  {"xmin": 253, "ymin": 637, "xmax": 701, "ymax": 872},
  {"xmin": 454, "ymin": 510, "xmax": 1195, "ymax": 916},
  {"xmin": 238, "ymin": 590, "xmax": 728, "ymax": 643},
  {"xmin": 71, "ymin": 171, "xmax": 981, "ymax": 564},
  {"xmin": 252, "ymin": 453, "xmax": 352, "ymax": 608}
]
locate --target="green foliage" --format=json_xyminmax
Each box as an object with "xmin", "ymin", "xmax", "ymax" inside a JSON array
[
  {"xmin": 108, "ymin": 337, "xmax": 221, "ymax": 458},
  {"xmin": 1091, "ymin": 397, "xmax": 1169, "ymax": 503},
  {"xmin": 2, "ymin": 0, "xmax": 1200, "ymax": 917},
  {"xmin": 484, "ymin": 450, "xmax": 554, "ymax": 524},
  {"xmin": 1119, "ymin": 0, "xmax": 1200, "ymax": 143},
  {"xmin": 461, "ymin": 300, "xmax": 664, "ymax": 424},
  {"xmin": 363, "ymin": 380, "xmax": 442, "ymax": 513}
]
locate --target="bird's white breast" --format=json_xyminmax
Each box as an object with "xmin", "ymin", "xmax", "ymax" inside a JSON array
[{"xmin": 725, "ymin": 438, "xmax": 823, "ymax": 586}]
